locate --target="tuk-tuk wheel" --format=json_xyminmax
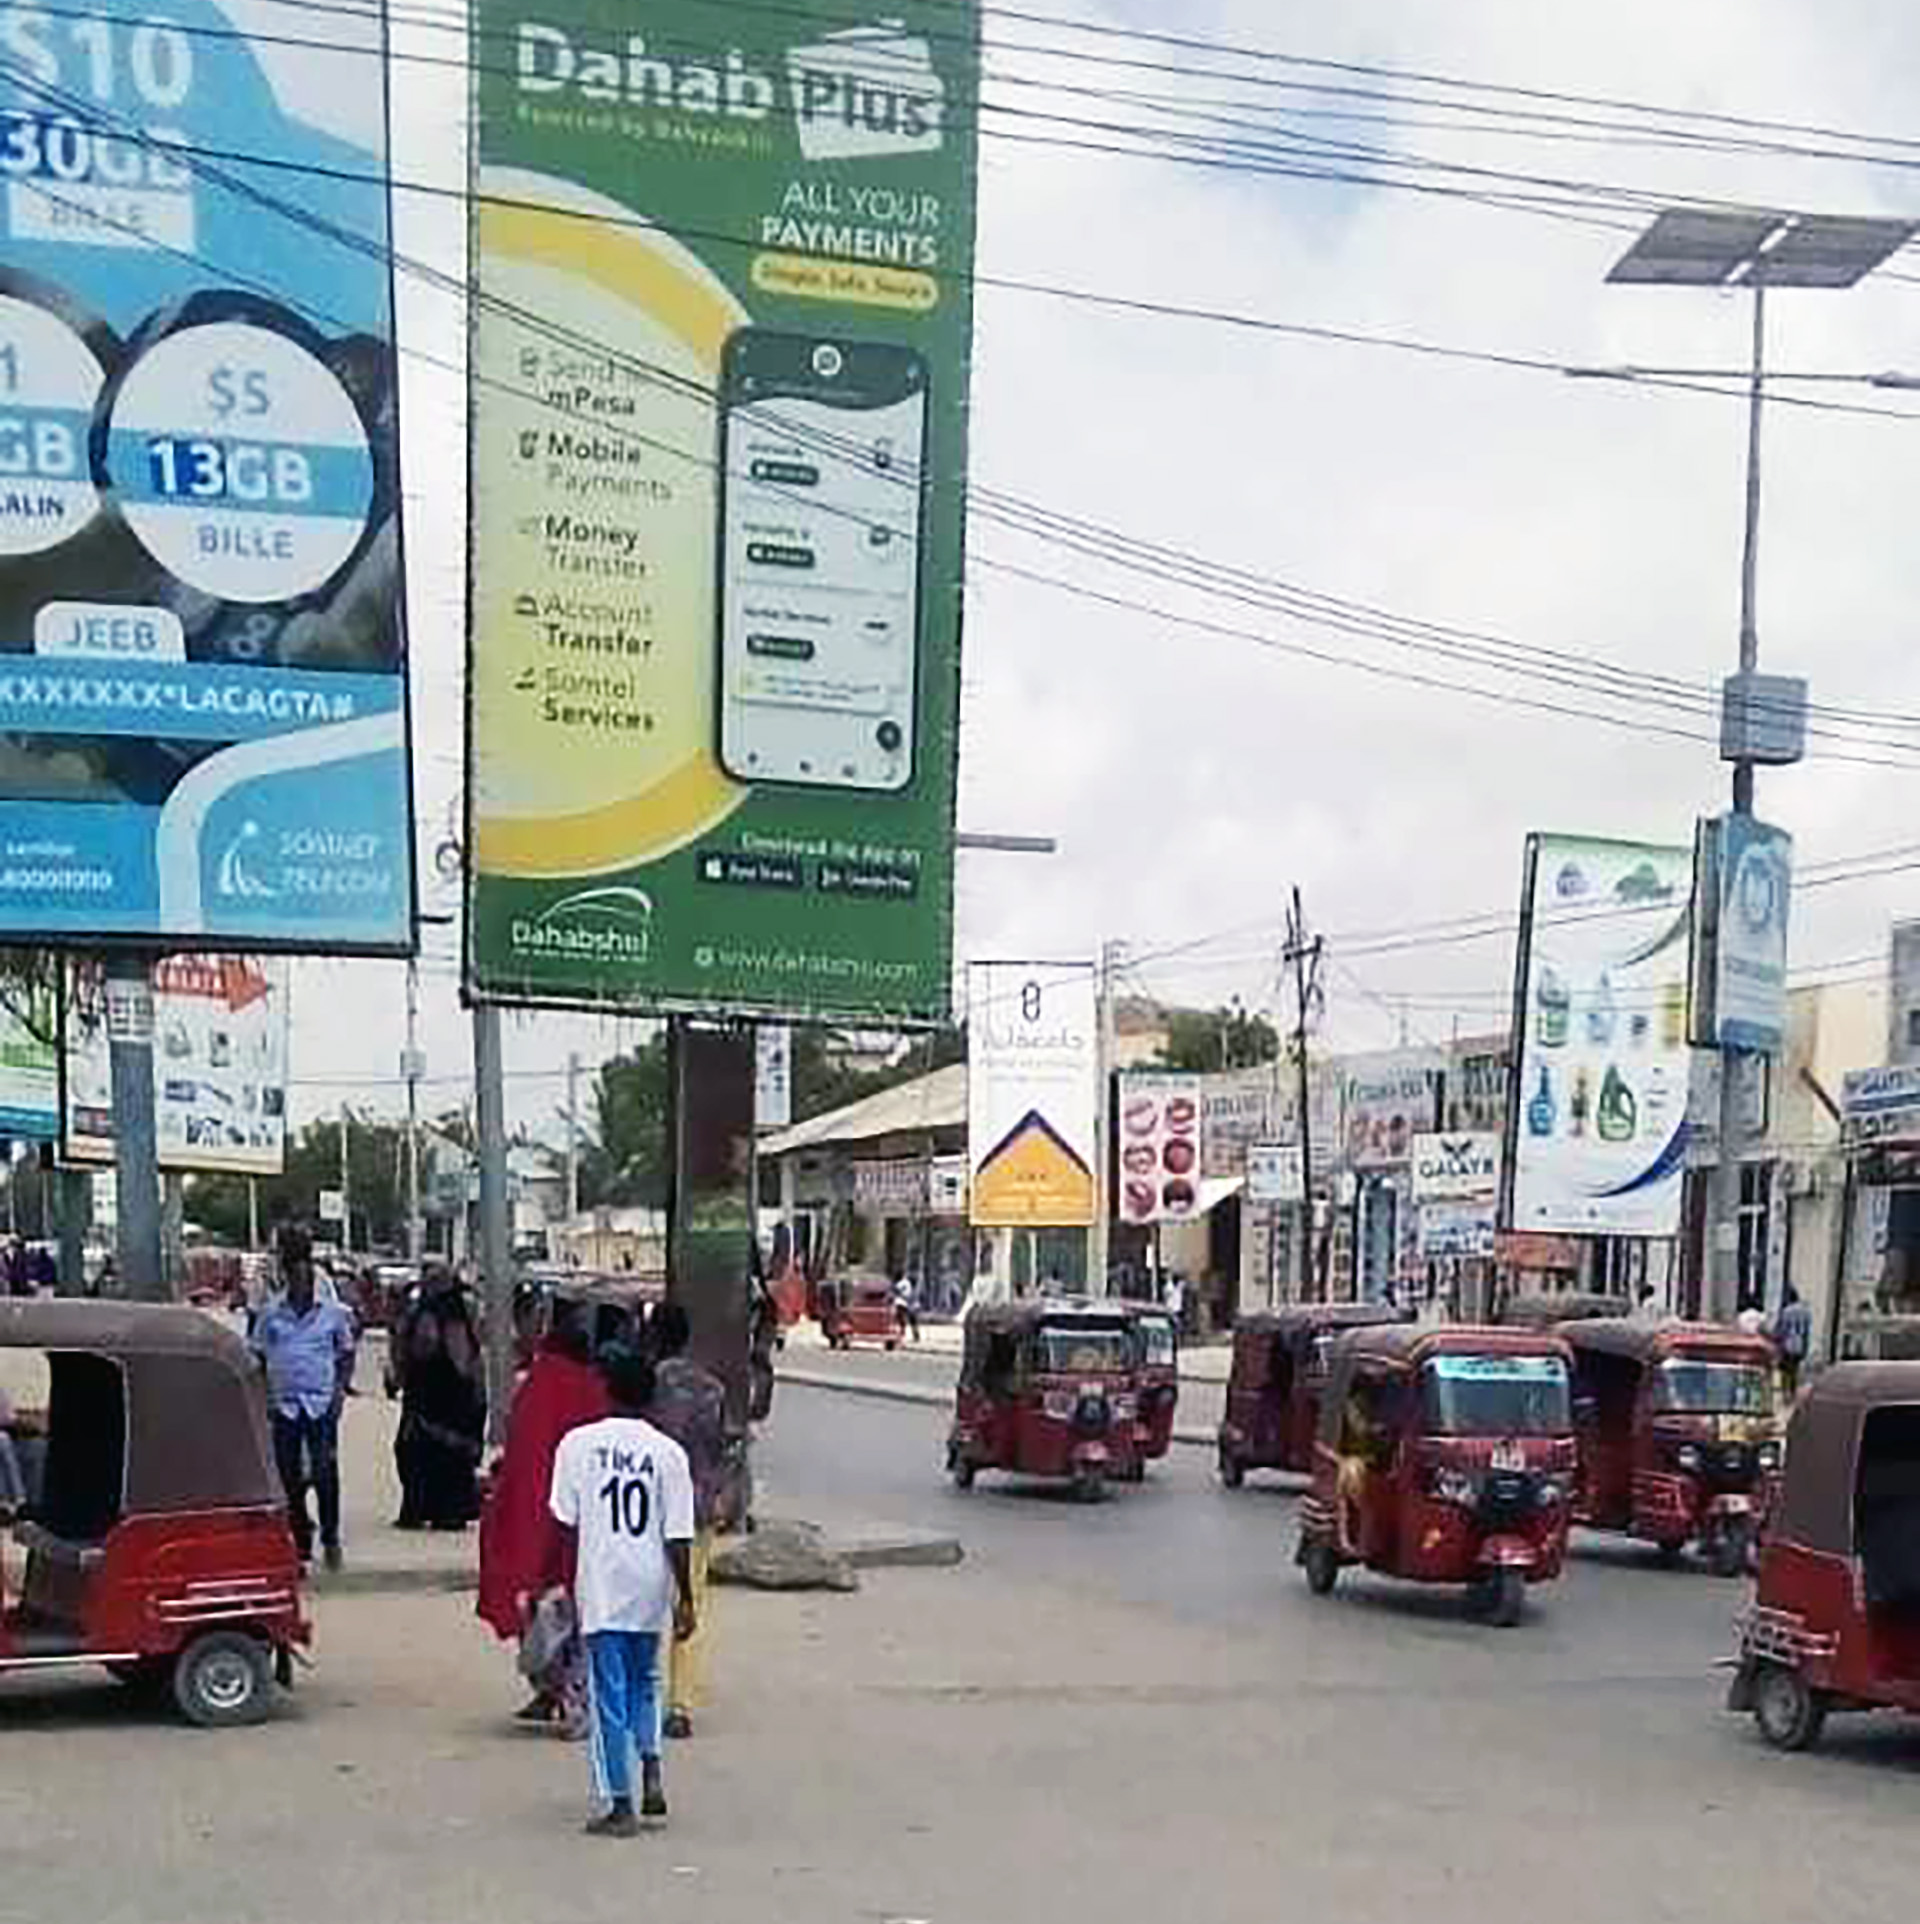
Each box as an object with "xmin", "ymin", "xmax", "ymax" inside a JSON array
[
  {"xmin": 1218, "ymin": 1447, "xmax": 1246, "ymax": 1490},
  {"xmin": 1752, "ymin": 1664, "xmax": 1826, "ymax": 1752},
  {"xmin": 1072, "ymin": 1467, "xmax": 1105, "ymax": 1504},
  {"xmin": 1302, "ymin": 1538, "xmax": 1340, "ymax": 1595},
  {"xmin": 173, "ymin": 1631, "xmax": 274, "ymax": 1728}
]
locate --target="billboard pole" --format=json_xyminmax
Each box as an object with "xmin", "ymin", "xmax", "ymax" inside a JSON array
[
  {"xmin": 104, "ymin": 954, "xmax": 162, "ymax": 1302},
  {"xmin": 474, "ymin": 1000, "xmax": 514, "ymax": 1449}
]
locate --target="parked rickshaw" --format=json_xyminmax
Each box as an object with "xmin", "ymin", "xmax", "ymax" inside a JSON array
[
  {"xmin": 1561, "ymin": 1319, "xmax": 1778, "ymax": 1575},
  {"xmin": 1217, "ymin": 1304, "xmax": 1406, "ymax": 1487},
  {"xmin": 0, "ymin": 1301, "xmax": 308, "ymax": 1725},
  {"xmin": 821, "ymin": 1275, "xmax": 901, "ymax": 1351},
  {"xmin": 1297, "ymin": 1324, "xmax": 1577, "ymax": 1626},
  {"xmin": 947, "ymin": 1301, "xmax": 1141, "ymax": 1500},
  {"xmin": 1729, "ymin": 1362, "xmax": 1920, "ymax": 1751},
  {"xmin": 1129, "ymin": 1306, "xmax": 1179, "ymax": 1472}
]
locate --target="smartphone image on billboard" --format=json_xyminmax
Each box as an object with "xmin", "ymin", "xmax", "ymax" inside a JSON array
[{"xmin": 716, "ymin": 328, "xmax": 928, "ymax": 793}]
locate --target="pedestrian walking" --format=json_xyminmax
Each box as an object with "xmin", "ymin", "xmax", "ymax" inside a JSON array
[
  {"xmin": 548, "ymin": 1345, "xmax": 696, "ymax": 1837},
  {"xmin": 251, "ymin": 1225, "xmax": 357, "ymax": 1571},
  {"xmin": 645, "ymin": 1301, "xmax": 725, "ymax": 1740},
  {"xmin": 1774, "ymin": 1286, "xmax": 1812, "ymax": 1400},
  {"xmin": 478, "ymin": 1299, "xmax": 606, "ymax": 1732},
  {"xmin": 893, "ymin": 1271, "xmax": 921, "ymax": 1343},
  {"xmin": 390, "ymin": 1277, "xmax": 486, "ymax": 1531}
]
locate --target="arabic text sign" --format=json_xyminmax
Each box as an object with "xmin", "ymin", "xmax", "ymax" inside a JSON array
[{"xmin": 0, "ymin": 0, "xmax": 411, "ymax": 951}]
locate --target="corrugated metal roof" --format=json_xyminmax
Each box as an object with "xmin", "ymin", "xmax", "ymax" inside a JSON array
[{"xmin": 760, "ymin": 1061, "xmax": 966, "ymax": 1158}]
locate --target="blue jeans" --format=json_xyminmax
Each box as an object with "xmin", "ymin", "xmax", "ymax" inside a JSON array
[{"xmin": 584, "ymin": 1629, "xmax": 662, "ymax": 1806}]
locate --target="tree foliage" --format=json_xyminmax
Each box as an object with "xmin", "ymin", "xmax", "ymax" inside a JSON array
[{"xmin": 1156, "ymin": 1000, "xmax": 1281, "ymax": 1073}]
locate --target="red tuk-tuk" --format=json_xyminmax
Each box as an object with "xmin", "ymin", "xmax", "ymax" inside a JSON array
[
  {"xmin": 821, "ymin": 1276, "xmax": 901, "ymax": 1351},
  {"xmin": 1729, "ymin": 1362, "xmax": 1920, "ymax": 1750},
  {"xmin": 1217, "ymin": 1305, "xmax": 1405, "ymax": 1487},
  {"xmin": 1129, "ymin": 1306, "xmax": 1179, "ymax": 1471},
  {"xmin": 1297, "ymin": 1324, "xmax": 1577, "ymax": 1626},
  {"xmin": 1562, "ymin": 1319, "xmax": 1779, "ymax": 1575},
  {"xmin": 947, "ymin": 1301, "xmax": 1141, "ymax": 1500},
  {"xmin": 0, "ymin": 1301, "xmax": 308, "ymax": 1725}
]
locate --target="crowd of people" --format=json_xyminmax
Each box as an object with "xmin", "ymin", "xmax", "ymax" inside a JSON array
[{"xmin": 238, "ymin": 1223, "xmax": 732, "ymax": 1834}]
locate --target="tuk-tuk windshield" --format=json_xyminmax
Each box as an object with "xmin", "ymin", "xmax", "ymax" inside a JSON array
[
  {"xmin": 1137, "ymin": 1318, "xmax": 1177, "ymax": 1367},
  {"xmin": 1420, "ymin": 1354, "xmax": 1570, "ymax": 1436},
  {"xmin": 1650, "ymin": 1360, "xmax": 1772, "ymax": 1416},
  {"xmin": 1035, "ymin": 1326, "xmax": 1134, "ymax": 1376}
]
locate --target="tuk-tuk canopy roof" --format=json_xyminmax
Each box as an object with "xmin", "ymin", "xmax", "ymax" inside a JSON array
[
  {"xmin": 0, "ymin": 1299, "xmax": 280, "ymax": 1516},
  {"xmin": 964, "ymin": 1298, "xmax": 1134, "ymax": 1333},
  {"xmin": 1330, "ymin": 1321, "xmax": 1572, "ymax": 1371},
  {"xmin": 1773, "ymin": 1362, "xmax": 1920, "ymax": 1558},
  {"xmin": 1559, "ymin": 1319, "xmax": 1775, "ymax": 1368},
  {"xmin": 1235, "ymin": 1305, "xmax": 1407, "ymax": 1346}
]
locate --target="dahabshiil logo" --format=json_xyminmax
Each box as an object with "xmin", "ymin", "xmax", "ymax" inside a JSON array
[{"xmin": 510, "ymin": 886, "xmax": 653, "ymax": 963}]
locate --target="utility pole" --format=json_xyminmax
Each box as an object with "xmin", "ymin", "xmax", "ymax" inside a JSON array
[
  {"xmin": 473, "ymin": 1001, "xmax": 514, "ymax": 1447},
  {"xmin": 338, "ymin": 1100, "xmax": 353, "ymax": 1255},
  {"xmin": 104, "ymin": 953, "xmax": 163, "ymax": 1300},
  {"xmin": 564, "ymin": 1050, "xmax": 580, "ymax": 1229},
  {"xmin": 1089, "ymin": 939, "xmax": 1123, "ymax": 1298},
  {"xmin": 1283, "ymin": 889, "xmax": 1324, "ymax": 1303}
]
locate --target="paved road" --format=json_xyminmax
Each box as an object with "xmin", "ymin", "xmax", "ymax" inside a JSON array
[
  {"xmin": 9, "ymin": 1378, "xmax": 1920, "ymax": 1924},
  {"xmin": 767, "ymin": 1378, "xmax": 1739, "ymax": 1668}
]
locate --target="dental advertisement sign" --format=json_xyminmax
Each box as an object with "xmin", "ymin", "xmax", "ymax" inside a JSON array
[
  {"xmin": 0, "ymin": 0, "xmax": 411, "ymax": 951},
  {"xmin": 1505, "ymin": 835, "xmax": 1692, "ymax": 1238},
  {"xmin": 62, "ymin": 950, "xmax": 289, "ymax": 1173},
  {"xmin": 466, "ymin": 0, "xmax": 980, "ymax": 1020}
]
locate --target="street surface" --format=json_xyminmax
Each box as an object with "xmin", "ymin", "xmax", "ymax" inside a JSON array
[{"xmin": 7, "ymin": 1378, "xmax": 1920, "ymax": 1923}]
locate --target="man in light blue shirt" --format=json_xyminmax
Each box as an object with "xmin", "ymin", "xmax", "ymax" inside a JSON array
[{"xmin": 252, "ymin": 1226, "xmax": 357, "ymax": 1570}]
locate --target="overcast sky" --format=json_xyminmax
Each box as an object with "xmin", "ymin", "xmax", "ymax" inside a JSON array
[{"xmin": 285, "ymin": 0, "xmax": 1920, "ymax": 1137}]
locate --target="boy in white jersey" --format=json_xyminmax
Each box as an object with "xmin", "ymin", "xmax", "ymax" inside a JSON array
[{"xmin": 549, "ymin": 1345, "xmax": 697, "ymax": 1836}]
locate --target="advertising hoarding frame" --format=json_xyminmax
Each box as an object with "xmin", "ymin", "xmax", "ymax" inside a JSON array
[
  {"xmin": 461, "ymin": 0, "xmax": 981, "ymax": 1026},
  {"xmin": 967, "ymin": 959, "xmax": 1097, "ymax": 1229},
  {"xmin": 1500, "ymin": 833, "xmax": 1693, "ymax": 1239},
  {"xmin": 0, "ymin": 0, "xmax": 417, "ymax": 961}
]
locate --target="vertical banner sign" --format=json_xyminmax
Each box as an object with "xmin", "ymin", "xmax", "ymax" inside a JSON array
[
  {"xmin": 1708, "ymin": 814, "xmax": 1792, "ymax": 1053},
  {"xmin": 467, "ymin": 0, "xmax": 982, "ymax": 1021},
  {"xmin": 0, "ymin": 958, "xmax": 58, "ymax": 1137},
  {"xmin": 1506, "ymin": 835, "xmax": 1692, "ymax": 1237},
  {"xmin": 1116, "ymin": 1072, "xmax": 1204, "ymax": 1224},
  {"xmin": 0, "ymin": 2, "xmax": 412, "ymax": 950},
  {"xmin": 967, "ymin": 961, "xmax": 1096, "ymax": 1228},
  {"xmin": 62, "ymin": 952, "xmax": 289, "ymax": 1173},
  {"xmin": 754, "ymin": 1022, "xmax": 792, "ymax": 1130}
]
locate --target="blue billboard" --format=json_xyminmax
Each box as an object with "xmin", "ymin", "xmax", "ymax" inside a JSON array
[{"xmin": 0, "ymin": 0, "xmax": 410, "ymax": 950}]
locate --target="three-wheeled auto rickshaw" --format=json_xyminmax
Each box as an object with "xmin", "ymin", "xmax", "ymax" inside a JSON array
[
  {"xmin": 820, "ymin": 1276, "xmax": 902, "ymax": 1351},
  {"xmin": 947, "ymin": 1301, "xmax": 1141, "ymax": 1500},
  {"xmin": 1729, "ymin": 1362, "xmax": 1920, "ymax": 1751},
  {"xmin": 1217, "ymin": 1305, "xmax": 1406, "ymax": 1487},
  {"xmin": 0, "ymin": 1301, "xmax": 308, "ymax": 1725},
  {"xmin": 1129, "ymin": 1306, "xmax": 1179, "ymax": 1471},
  {"xmin": 1562, "ymin": 1319, "xmax": 1778, "ymax": 1575},
  {"xmin": 1297, "ymin": 1324, "xmax": 1577, "ymax": 1626}
]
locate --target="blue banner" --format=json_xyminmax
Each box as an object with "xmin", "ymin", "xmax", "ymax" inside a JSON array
[{"xmin": 0, "ymin": 0, "xmax": 410, "ymax": 952}]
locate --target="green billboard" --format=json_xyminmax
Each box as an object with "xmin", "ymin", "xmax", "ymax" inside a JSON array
[{"xmin": 465, "ymin": 0, "xmax": 979, "ymax": 1021}]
